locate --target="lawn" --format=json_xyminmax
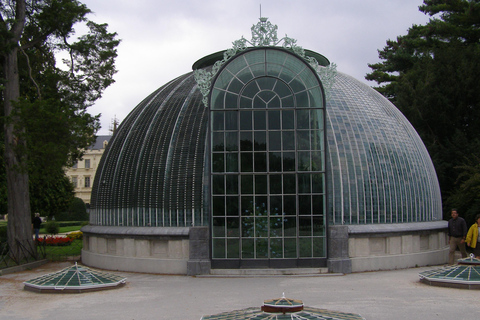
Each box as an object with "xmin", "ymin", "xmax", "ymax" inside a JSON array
[{"xmin": 39, "ymin": 225, "xmax": 83, "ymax": 234}]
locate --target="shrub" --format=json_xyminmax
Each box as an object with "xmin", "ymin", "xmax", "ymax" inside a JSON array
[
  {"xmin": 67, "ymin": 231, "xmax": 83, "ymax": 240},
  {"xmin": 45, "ymin": 220, "xmax": 59, "ymax": 235}
]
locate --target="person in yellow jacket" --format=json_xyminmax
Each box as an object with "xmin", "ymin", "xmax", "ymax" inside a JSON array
[{"xmin": 466, "ymin": 214, "xmax": 480, "ymax": 258}]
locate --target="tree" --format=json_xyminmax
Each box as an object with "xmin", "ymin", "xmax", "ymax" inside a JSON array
[
  {"xmin": 366, "ymin": 0, "xmax": 480, "ymax": 217},
  {"xmin": 0, "ymin": 0, "xmax": 119, "ymax": 261}
]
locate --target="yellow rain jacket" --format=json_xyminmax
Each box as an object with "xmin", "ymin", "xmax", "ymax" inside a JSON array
[{"xmin": 466, "ymin": 223, "xmax": 479, "ymax": 249}]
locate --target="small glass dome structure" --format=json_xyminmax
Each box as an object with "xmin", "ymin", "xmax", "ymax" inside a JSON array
[
  {"xmin": 23, "ymin": 263, "xmax": 127, "ymax": 293},
  {"xmin": 419, "ymin": 255, "xmax": 480, "ymax": 289},
  {"xmin": 201, "ymin": 295, "xmax": 365, "ymax": 320}
]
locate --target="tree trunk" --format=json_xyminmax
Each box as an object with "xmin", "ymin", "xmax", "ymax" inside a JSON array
[{"xmin": 3, "ymin": 44, "xmax": 35, "ymax": 262}]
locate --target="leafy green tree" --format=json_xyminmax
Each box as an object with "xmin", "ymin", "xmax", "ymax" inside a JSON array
[
  {"xmin": 366, "ymin": 0, "xmax": 480, "ymax": 217},
  {"xmin": 1, "ymin": 0, "xmax": 119, "ymax": 261}
]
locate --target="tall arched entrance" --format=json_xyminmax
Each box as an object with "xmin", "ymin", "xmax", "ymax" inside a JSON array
[{"xmin": 209, "ymin": 47, "xmax": 327, "ymax": 268}]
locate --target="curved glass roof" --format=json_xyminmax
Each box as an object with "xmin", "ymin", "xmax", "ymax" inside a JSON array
[
  {"xmin": 201, "ymin": 306, "xmax": 365, "ymax": 319},
  {"xmin": 419, "ymin": 255, "xmax": 480, "ymax": 289},
  {"xmin": 23, "ymin": 263, "xmax": 126, "ymax": 293},
  {"xmin": 90, "ymin": 53, "xmax": 441, "ymax": 227}
]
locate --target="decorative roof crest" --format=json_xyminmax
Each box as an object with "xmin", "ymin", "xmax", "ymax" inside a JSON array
[{"xmin": 194, "ymin": 17, "xmax": 336, "ymax": 107}]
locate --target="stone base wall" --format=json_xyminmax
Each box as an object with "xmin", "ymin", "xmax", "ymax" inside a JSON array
[
  {"xmin": 81, "ymin": 225, "xmax": 210, "ymax": 275},
  {"xmin": 328, "ymin": 221, "xmax": 448, "ymax": 273}
]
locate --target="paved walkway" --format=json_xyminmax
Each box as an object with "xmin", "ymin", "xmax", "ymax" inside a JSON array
[{"xmin": 0, "ymin": 262, "xmax": 475, "ymax": 320}]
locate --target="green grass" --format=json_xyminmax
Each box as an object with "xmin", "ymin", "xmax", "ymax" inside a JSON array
[
  {"xmin": 39, "ymin": 239, "xmax": 83, "ymax": 261},
  {"xmin": 39, "ymin": 225, "xmax": 82, "ymax": 234}
]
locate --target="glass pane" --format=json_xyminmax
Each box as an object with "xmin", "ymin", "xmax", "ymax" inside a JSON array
[
  {"xmin": 297, "ymin": 109, "xmax": 309, "ymax": 129},
  {"xmin": 226, "ymin": 153, "xmax": 238, "ymax": 172},
  {"xmin": 253, "ymin": 95, "xmax": 267, "ymax": 109},
  {"xmin": 313, "ymin": 237, "xmax": 325, "ymax": 257},
  {"xmin": 284, "ymin": 238, "xmax": 297, "ymax": 258},
  {"xmin": 283, "ymin": 152, "xmax": 295, "ymax": 171},
  {"xmin": 281, "ymin": 95, "xmax": 294, "ymax": 108},
  {"xmin": 283, "ymin": 174, "xmax": 296, "ymax": 194},
  {"xmin": 299, "ymin": 216, "xmax": 312, "ymax": 236},
  {"xmin": 255, "ymin": 196, "xmax": 268, "ymax": 216},
  {"xmin": 212, "ymin": 238, "xmax": 226, "ymax": 258},
  {"xmin": 282, "ymin": 110, "xmax": 294, "ymax": 129},
  {"xmin": 284, "ymin": 216, "xmax": 296, "ymax": 237},
  {"xmin": 270, "ymin": 196, "xmax": 282, "ymax": 216},
  {"xmin": 240, "ymin": 111, "xmax": 252, "ymax": 130},
  {"xmin": 299, "ymin": 237, "xmax": 312, "ymax": 257},
  {"xmin": 211, "ymin": 90, "xmax": 225, "ymax": 110},
  {"xmin": 225, "ymin": 92, "xmax": 237, "ymax": 109},
  {"xmin": 312, "ymin": 151, "xmax": 323, "ymax": 171},
  {"xmin": 295, "ymin": 91, "xmax": 309, "ymax": 108},
  {"xmin": 270, "ymin": 175, "xmax": 282, "ymax": 194},
  {"xmin": 282, "ymin": 131, "xmax": 295, "ymax": 150},
  {"xmin": 240, "ymin": 152, "xmax": 253, "ymax": 172},
  {"xmin": 255, "ymin": 217, "xmax": 268, "ymax": 237},
  {"xmin": 268, "ymin": 110, "xmax": 281, "ymax": 130},
  {"xmin": 312, "ymin": 195, "xmax": 324, "ymax": 215},
  {"xmin": 254, "ymin": 111, "xmax": 266, "ymax": 130},
  {"xmin": 240, "ymin": 96, "xmax": 252, "ymax": 109},
  {"xmin": 225, "ymin": 132, "xmax": 238, "ymax": 151},
  {"xmin": 284, "ymin": 195, "xmax": 296, "ymax": 215},
  {"xmin": 242, "ymin": 238, "xmax": 255, "ymax": 258},
  {"xmin": 254, "ymin": 152, "xmax": 267, "ymax": 172},
  {"xmin": 227, "ymin": 217, "xmax": 240, "ymax": 237},
  {"xmin": 228, "ymin": 77, "xmax": 243, "ymax": 94},
  {"xmin": 226, "ymin": 175, "xmax": 238, "ymax": 194},
  {"xmin": 240, "ymin": 132, "xmax": 253, "ymax": 151},
  {"xmin": 242, "ymin": 81, "xmax": 259, "ymax": 98},
  {"xmin": 312, "ymin": 174, "xmax": 324, "ymax": 193},
  {"xmin": 212, "ymin": 111, "xmax": 224, "ymax": 130},
  {"xmin": 212, "ymin": 175, "xmax": 224, "ymax": 194},
  {"xmin": 256, "ymin": 238, "xmax": 268, "ymax": 258},
  {"xmin": 212, "ymin": 196, "xmax": 225, "ymax": 216},
  {"xmin": 269, "ymin": 152, "xmax": 282, "ymax": 172},
  {"xmin": 212, "ymin": 132, "xmax": 224, "ymax": 151},
  {"xmin": 297, "ymin": 131, "xmax": 310, "ymax": 150},
  {"xmin": 254, "ymin": 131, "xmax": 266, "ymax": 151},
  {"xmin": 257, "ymin": 77, "xmax": 275, "ymax": 90},
  {"xmin": 299, "ymin": 195, "xmax": 311, "ymax": 215},
  {"xmin": 270, "ymin": 238, "xmax": 283, "ymax": 258},
  {"xmin": 212, "ymin": 218, "xmax": 225, "ymax": 237},
  {"xmin": 310, "ymin": 109, "xmax": 324, "ymax": 129},
  {"xmin": 269, "ymin": 131, "xmax": 281, "ymax": 150},
  {"xmin": 225, "ymin": 111, "xmax": 237, "ymax": 130},
  {"xmin": 241, "ymin": 196, "xmax": 254, "ymax": 215},
  {"xmin": 242, "ymin": 217, "xmax": 254, "ymax": 237},
  {"xmin": 212, "ymin": 153, "xmax": 224, "ymax": 172},
  {"xmin": 298, "ymin": 151, "xmax": 311, "ymax": 171},
  {"xmin": 255, "ymin": 175, "xmax": 268, "ymax": 194},
  {"xmin": 227, "ymin": 238, "xmax": 240, "ymax": 258},
  {"xmin": 311, "ymin": 130, "xmax": 323, "ymax": 151},
  {"xmin": 298, "ymin": 174, "xmax": 311, "ymax": 193},
  {"xmin": 241, "ymin": 175, "xmax": 253, "ymax": 194},
  {"xmin": 270, "ymin": 217, "xmax": 283, "ymax": 238},
  {"xmin": 313, "ymin": 216, "xmax": 324, "ymax": 236}
]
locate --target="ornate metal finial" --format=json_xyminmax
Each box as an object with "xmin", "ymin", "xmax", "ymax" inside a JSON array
[{"xmin": 194, "ymin": 18, "xmax": 337, "ymax": 107}]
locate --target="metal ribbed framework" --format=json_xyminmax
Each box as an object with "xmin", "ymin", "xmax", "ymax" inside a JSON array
[
  {"xmin": 326, "ymin": 72, "xmax": 442, "ymax": 225},
  {"xmin": 89, "ymin": 52, "xmax": 441, "ymax": 228},
  {"xmin": 90, "ymin": 73, "xmax": 208, "ymax": 227}
]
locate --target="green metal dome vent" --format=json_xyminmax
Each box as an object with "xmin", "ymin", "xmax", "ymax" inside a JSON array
[{"xmin": 23, "ymin": 263, "xmax": 127, "ymax": 293}]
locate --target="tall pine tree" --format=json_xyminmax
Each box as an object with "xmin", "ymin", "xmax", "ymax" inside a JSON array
[{"xmin": 367, "ymin": 0, "xmax": 480, "ymax": 219}]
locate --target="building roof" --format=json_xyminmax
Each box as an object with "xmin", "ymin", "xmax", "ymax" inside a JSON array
[{"xmin": 89, "ymin": 135, "xmax": 112, "ymax": 150}]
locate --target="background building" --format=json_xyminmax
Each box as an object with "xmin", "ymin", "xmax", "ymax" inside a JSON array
[
  {"xmin": 65, "ymin": 135, "xmax": 112, "ymax": 207},
  {"xmin": 82, "ymin": 19, "xmax": 447, "ymax": 275}
]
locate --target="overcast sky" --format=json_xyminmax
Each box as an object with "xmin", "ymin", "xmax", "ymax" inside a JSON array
[{"xmin": 79, "ymin": 0, "xmax": 431, "ymax": 135}]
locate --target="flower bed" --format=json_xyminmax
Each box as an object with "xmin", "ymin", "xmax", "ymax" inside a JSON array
[{"xmin": 38, "ymin": 236, "xmax": 73, "ymax": 246}]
